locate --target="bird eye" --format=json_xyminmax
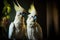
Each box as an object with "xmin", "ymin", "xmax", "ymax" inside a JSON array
[
  {"xmin": 20, "ymin": 13, "xmax": 21, "ymax": 15},
  {"xmin": 31, "ymin": 16, "xmax": 34, "ymax": 18}
]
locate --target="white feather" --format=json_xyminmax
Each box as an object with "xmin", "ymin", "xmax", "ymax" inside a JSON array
[{"xmin": 8, "ymin": 22, "xmax": 14, "ymax": 39}]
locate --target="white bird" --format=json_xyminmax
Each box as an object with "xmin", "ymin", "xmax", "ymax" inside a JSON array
[
  {"xmin": 8, "ymin": 1, "xmax": 26, "ymax": 39},
  {"xmin": 26, "ymin": 3, "xmax": 43, "ymax": 40}
]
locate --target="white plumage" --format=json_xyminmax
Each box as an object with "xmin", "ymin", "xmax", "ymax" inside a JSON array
[
  {"xmin": 26, "ymin": 3, "xmax": 43, "ymax": 40},
  {"xmin": 8, "ymin": 22, "xmax": 14, "ymax": 39},
  {"xmin": 8, "ymin": 2, "xmax": 25, "ymax": 39}
]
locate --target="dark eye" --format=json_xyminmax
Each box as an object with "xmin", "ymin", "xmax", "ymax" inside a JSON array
[
  {"xmin": 20, "ymin": 13, "xmax": 22, "ymax": 15},
  {"xmin": 31, "ymin": 16, "xmax": 34, "ymax": 18}
]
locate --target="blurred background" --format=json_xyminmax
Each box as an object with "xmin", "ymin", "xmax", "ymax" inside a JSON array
[
  {"xmin": 47, "ymin": 0, "xmax": 59, "ymax": 40},
  {"xmin": 0, "ymin": 0, "xmax": 59, "ymax": 40}
]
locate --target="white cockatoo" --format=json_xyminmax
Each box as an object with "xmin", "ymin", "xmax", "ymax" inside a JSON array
[
  {"xmin": 26, "ymin": 3, "xmax": 43, "ymax": 40},
  {"xmin": 8, "ymin": 1, "xmax": 26, "ymax": 39}
]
